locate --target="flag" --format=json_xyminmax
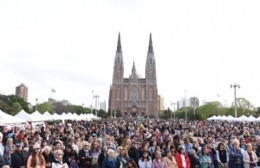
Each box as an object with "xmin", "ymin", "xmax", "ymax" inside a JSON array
[{"xmin": 51, "ymin": 89, "xmax": 56, "ymax": 93}]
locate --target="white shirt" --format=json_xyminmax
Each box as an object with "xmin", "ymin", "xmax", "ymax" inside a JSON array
[{"xmin": 181, "ymin": 154, "xmax": 186, "ymax": 168}]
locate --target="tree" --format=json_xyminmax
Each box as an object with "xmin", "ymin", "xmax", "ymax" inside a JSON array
[
  {"xmin": 37, "ymin": 102, "xmax": 53, "ymax": 114},
  {"xmin": 11, "ymin": 102, "xmax": 22, "ymax": 115},
  {"xmin": 236, "ymin": 97, "xmax": 255, "ymax": 116}
]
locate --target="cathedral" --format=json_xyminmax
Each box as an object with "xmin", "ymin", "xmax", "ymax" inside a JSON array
[{"xmin": 108, "ymin": 33, "xmax": 159, "ymax": 118}]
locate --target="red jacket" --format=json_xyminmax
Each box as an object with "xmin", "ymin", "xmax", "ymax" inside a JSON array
[{"xmin": 175, "ymin": 153, "xmax": 191, "ymax": 168}]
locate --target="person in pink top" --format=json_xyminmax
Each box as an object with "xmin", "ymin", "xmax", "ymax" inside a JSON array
[{"xmin": 152, "ymin": 151, "xmax": 167, "ymax": 168}]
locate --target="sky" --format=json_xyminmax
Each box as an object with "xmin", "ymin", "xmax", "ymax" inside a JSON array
[{"xmin": 1, "ymin": 0, "xmax": 260, "ymax": 109}]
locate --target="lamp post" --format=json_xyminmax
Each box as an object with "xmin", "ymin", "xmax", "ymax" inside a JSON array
[
  {"xmin": 170, "ymin": 102, "xmax": 176, "ymax": 121},
  {"xmin": 184, "ymin": 90, "xmax": 187, "ymax": 121},
  {"xmin": 35, "ymin": 98, "xmax": 38, "ymax": 111},
  {"xmin": 93, "ymin": 95, "xmax": 99, "ymax": 116},
  {"xmin": 193, "ymin": 106, "xmax": 196, "ymax": 120},
  {"xmin": 230, "ymin": 83, "xmax": 240, "ymax": 118}
]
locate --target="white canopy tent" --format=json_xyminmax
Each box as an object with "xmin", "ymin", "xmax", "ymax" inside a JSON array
[
  {"xmin": 0, "ymin": 110, "xmax": 26, "ymax": 124},
  {"xmin": 15, "ymin": 110, "xmax": 34, "ymax": 122}
]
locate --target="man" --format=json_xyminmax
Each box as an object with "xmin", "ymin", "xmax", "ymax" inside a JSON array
[
  {"xmin": 128, "ymin": 141, "xmax": 142, "ymax": 165},
  {"xmin": 11, "ymin": 143, "xmax": 26, "ymax": 168}
]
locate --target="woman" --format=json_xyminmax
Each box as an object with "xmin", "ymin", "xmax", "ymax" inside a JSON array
[
  {"xmin": 4, "ymin": 138, "xmax": 15, "ymax": 165},
  {"xmin": 51, "ymin": 149, "xmax": 69, "ymax": 168},
  {"xmin": 127, "ymin": 159, "xmax": 138, "ymax": 168},
  {"xmin": 27, "ymin": 143, "xmax": 46, "ymax": 168},
  {"xmin": 175, "ymin": 147, "xmax": 191, "ymax": 168},
  {"xmin": 164, "ymin": 149, "xmax": 178, "ymax": 168},
  {"xmin": 199, "ymin": 147, "xmax": 211, "ymax": 168},
  {"xmin": 189, "ymin": 149, "xmax": 200, "ymax": 168},
  {"xmin": 101, "ymin": 149, "xmax": 118, "ymax": 168},
  {"xmin": 229, "ymin": 139, "xmax": 243, "ymax": 168},
  {"xmin": 242, "ymin": 143, "xmax": 258, "ymax": 168},
  {"xmin": 139, "ymin": 151, "xmax": 152, "ymax": 168},
  {"xmin": 90, "ymin": 142, "xmax": 101, "ymax": 168},
  {"xmin": 63, "ymin": 144, "xmax": 78, "ymax": 167},
  {"xmin": 78, "ymin": 141, "xmax": 92, "ymax": 168},
  {"xmin": 216, "ymin": 142, "xmax": 229, "ymax": 168},
  {"xmin": 152, "ymin": 151, "xmax": 167, "ymax": 168},
  {"xmin": 116, "ymin": 147, "xmax": 130, "ymax": 168}
]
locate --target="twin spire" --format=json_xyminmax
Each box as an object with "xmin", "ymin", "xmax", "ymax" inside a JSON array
[{"xmin": 116, "ymin": 32, "xmax": 154, "ymax": 53}]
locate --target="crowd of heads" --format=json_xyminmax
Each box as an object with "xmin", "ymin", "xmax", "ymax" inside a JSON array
[{"xmin": 0, "ymin": 117, "xmax": 259, "ymax": 168}]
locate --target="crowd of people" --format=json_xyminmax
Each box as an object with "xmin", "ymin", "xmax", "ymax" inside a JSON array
[{"xmin": 0, "ymin": 117, "xmax": 259, "ymax": 168}]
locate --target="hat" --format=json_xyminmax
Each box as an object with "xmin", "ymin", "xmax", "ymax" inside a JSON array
[
  {"xmin": 33, "ymin": 143, "xmax": 41, "ymax": 150},
  {"xmin": 92, "ymin": 133, "xmax": 97, "ymax": 137}
]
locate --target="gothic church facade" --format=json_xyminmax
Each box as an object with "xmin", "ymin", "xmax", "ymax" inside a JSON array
[{"xmin": 108, "ymin": 33, "xmax": 159, "ymax": 117}]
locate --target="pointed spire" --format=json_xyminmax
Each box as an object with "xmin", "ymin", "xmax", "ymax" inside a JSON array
[
  {"xmin": 132, "ymin": 61, "xmax": 137, "ymax": 74},
  {"xmin": 148, "ymin": 33, "xmax": 154, "ymax": 53},
  {"xmin": 116, "ymin": 32, "xmax": 122, "ymax": 53}
]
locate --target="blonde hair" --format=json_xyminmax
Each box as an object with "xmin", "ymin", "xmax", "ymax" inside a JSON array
[{"xmin": 232, "ymin": 139, "xmax": 240, "ymax": 146}]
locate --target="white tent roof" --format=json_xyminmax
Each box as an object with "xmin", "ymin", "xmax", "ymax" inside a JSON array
[
  {"xmin": 0, "ymin": 110, "xmax": 26, "ymax": 124},
  {"xmin": 15, "ymin": 110, "xmax": 34, "ymax": 122},
  {"xmin": 31, "ymin": 111, "xmax": 47, "ymax": 121}
]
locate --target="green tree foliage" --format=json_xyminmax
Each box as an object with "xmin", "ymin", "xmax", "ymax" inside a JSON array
[
  {"xmin": 37, "ymin": 102, "xmax": 53, "ymax": 114},
  {"xmin": 0, "ymin": 94, "xmax": 29, "ymax": 115}
]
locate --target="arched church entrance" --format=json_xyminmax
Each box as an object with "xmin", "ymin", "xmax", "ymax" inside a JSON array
[{"xmin": 131, "ymin": 106, "xmax": 138, "ymax": 117}]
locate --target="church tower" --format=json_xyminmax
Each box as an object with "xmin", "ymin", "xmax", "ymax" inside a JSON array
[
  {"xmin": 109, "ymin": 33, "xmax": 159, "ymax": 118},
  {"xmin": 145, "ymin": 33, "xmax": 158, "ymax": 117},
  {"xmin": 109, "ymin": 33, "xmax": 124, "ymax": 113}
]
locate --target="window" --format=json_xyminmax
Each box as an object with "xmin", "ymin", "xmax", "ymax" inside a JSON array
[
  {"xmin": 116, "ymin": 88, "xmax": 120, "ymax": 100},
  {"xmin": 124, "ymin": 88, "xmax": 128, "ymax": 100}
]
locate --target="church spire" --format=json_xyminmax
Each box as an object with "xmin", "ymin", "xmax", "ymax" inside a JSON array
[
  {"xmin": 117, "ymin": 32, "xmax": 122, "ymax": 53},
  {"xmin": 132, "ymin": 61, "xmax": 137, "ymax": 74},
  {"xmin": 148, "ymin": 33, "xmax": 154, "ymax": 53}
]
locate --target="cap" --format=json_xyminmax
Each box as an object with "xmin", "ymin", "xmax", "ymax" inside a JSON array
[{"xmin": 92, "ymin": 133, "xmax": 97, "ymax": 137}]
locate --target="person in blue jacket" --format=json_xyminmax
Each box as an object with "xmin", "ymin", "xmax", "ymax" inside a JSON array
[
  {"xmin": 102, "ymin": 148, "xmax": 119, "ymax": 168},
  {"xmin": 229, "ymin": 139, "xmax": 243, "ymax": 168}
]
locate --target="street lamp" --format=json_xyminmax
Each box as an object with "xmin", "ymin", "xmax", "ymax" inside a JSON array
[
  {"xmin": 93, "ymin": 95, "xmax": 99, "ymax": 116},
  {"xmin": 170, "ymin": 102, "xmax": 176, "ymax": 121},
  {"xmin": 184, "ymin": 90, "xmax": 187, "ymax": 121},
  {"xmin": 35, "ymin": 98, "xmax": 38, "ymax": 111},
  {"xmin": 230, "ymin": 83, "xmax": 240, "ymax": 118}
]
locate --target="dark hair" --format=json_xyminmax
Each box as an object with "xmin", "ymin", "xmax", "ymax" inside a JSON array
[
  {"xmin": 30, "ymin": 148, "xmax": 45, "ymax": 167},
  {"xmin": 127, "ymin": 159, "xmax": 138, "ymax": 168},
  {"xmin": 141, "ymin": 151, "xmax": 150, "ymax": 161}
]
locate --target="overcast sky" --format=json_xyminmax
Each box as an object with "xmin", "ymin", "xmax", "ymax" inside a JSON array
[{"xmin": 1, "ymin": 0, "xmax": 260, "ymax": 109}]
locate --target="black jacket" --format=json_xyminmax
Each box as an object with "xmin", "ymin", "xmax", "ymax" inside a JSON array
[{"xmin": 11, "ymin": 150, "xmax": 26, "ymax": 168}]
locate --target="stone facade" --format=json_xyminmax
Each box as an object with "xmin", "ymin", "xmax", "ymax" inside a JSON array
[{"xmin": 108, "ymin": 33, "xmax": 158, "ymax": 117}]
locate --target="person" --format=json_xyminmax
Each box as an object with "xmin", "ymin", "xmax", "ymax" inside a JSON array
[
  {"xmin": 229, "ymin": 139, "xmax": 243, "ymax": 168},
  {"xmin": 189, "ymin": 149, "xmax": 200, "ymax": 168},
  {"xmin": 78, "ymin": 141, "xmax": 92, "ymax": 168},
  {"xmin": 139, "ymin": 151, "xmax": 152, "ymax": 168},
  {"xmin": 151, "ymin": 151, "xmax": 167, "ymax": 168},
  {"xmin": 101, "ymin": 149, "xmax": 118, "ymax": 168},
  {"xmin": 117, "ymin": 147, "xmax": 131, "ymax": 168},
  {"xmin": 63, "ymin": 144, "xmax": 78, "ymax": 167},
  {"xmin": 199, "ymin": 147, "xmax": 212, "ymax": 168},
  {"xmin": 27, "ymin": 143, "xmax": 46, "ymax": 168},
  {"xmin": 90, "ymin": 141, "xmax": 101, "ymax": 168},
  {"xmin": 129, "ymin": 141, "xmax": 142, "ymax": 165},
  {"xmin": 175, "ymin": 146, "xmax": 191, "ymax": 168},
  {"xmin": 4, "ymin": 137, "xmax": 15, "ymax": 165},
  {"xmin": 127, "ymin": 159, "xmax": 138, "ymax": 168},
  {"xmin": 51, "ymin": 149, "xmax": 69, "ymax": 168},
  {"xmin": 11, "ymin": 142, "xmax": 26, "ymax": 168},
  {"xmin": 242, "ymin": 143, "xmax": 258, "ymax": 168},
  {"xmin": 216, "ymin": 142, "xmax": 229, "ymax": 168},
  {"xmin": 42, "ymin": 146, "xmax": 55, "ymax": 168},
  {"xmin": 164, "ymin": 149, "xmax": 178, "ymax": 168}
]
